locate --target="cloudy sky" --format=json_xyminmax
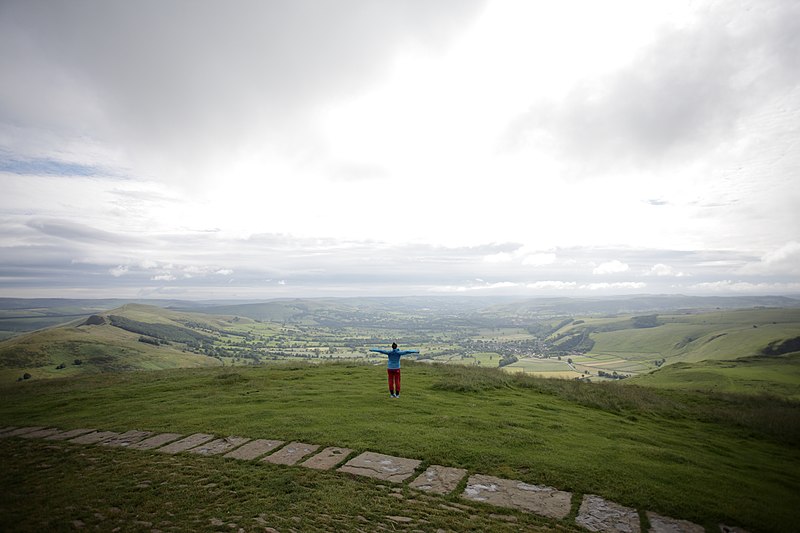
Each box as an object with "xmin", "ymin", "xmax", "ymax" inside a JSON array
[{"xmin": 1, "ymin": 0, "xmax": 798, "ymax": 299}]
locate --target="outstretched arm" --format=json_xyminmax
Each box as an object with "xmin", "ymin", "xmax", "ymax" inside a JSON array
[
  {"xmin": 397, "ymin": 350, "xmax": 419, "ymax": 355},
  {"xmin": 370, "ymin": 349, "xmax": 392, "ymax": 355}
]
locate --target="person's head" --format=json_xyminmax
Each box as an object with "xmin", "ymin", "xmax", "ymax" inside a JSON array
[{"xmin": 392, "ymin": 342, "xmax": 398, "ymax": 350}]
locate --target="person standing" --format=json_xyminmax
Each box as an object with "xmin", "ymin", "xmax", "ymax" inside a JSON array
[{"xmin": 370, "ymin": 342, "xmax": 419, "ymax": 398}]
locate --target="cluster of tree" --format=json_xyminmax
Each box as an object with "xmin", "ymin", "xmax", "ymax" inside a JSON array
[
  {"xmin": 762, "ymin": 336, "xmax": 800, "ymax": 356},
  {"xmin": 498, "ymin": 355, "xmax": 518, "ymax": 368},
  {"xmin": 109, "ymin": 315, "xmax": 214, "ymax": 344},
  {"xmin": 631, "ymin": 315, "xmax": 660, "ymax": 328},
  {"xmin": 56, "ymin": 359, "xmax": 83, "ymax": 369},
  {"xmin": 597, "ymin": 370, "xmax": 628, "ymax": 380},
  {"xmin": 138, "ymin": 336, "xmax": 167, "ymax": 346},
  {"xmin": 654, "ymin": 358, "xmax": 667, "ymax": 367},
  {"xmin": 549, "ymin": 331, "xmax": 595, "ymax": 354}
]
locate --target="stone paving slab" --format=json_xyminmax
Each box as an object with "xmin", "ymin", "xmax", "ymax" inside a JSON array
[
  {"xmin": 646, "ymin": 511, "xmax": 704, "ymax": 533},
  {"xmin": 577, "ymin": 494, "xmax": 640, "ymax": 533},
  {"xmin": 99, "ymin": 430, "xmax": 154, "ymax": 448},
  {"xmin": 20, "ymin": 427, "xmax": 63, "ymax": 439},
  {"xmin": 719, "ymin": 524, "xmax": 751, "ymax": 533},
  {"xmin": 301, "ymin": 446, "xmax": 354, "ymax": 470},
  {"xmin": 127, "ymin": 433, "xmax": 184, "ymax": 451},
  {"xmin": 187, "ymin": 436, "xmax": 250, "ymax": 456},
  {"xmin": 338, "ymin": 451, "xmax": 422, "ymax": 483},
  {"xmin": 44, "ymin": 428, "xmax": 96, "ymax": 441},
  {"xmin": 1, "ymin": 426, "xmax": 46, "ymax": 438},
  {"xmin": 262, "ymin": 442, "xmax": 319, "ymax": 465},
  {"xmin": 69, "ymin": 431, "xmax": 120, "ymax": 445},
  {"xmin": 223, "ymin": 439, "xmax": 284, "ymax": 460},
  {"xmin": 155, "ymin": 433, "xmax": 215, "ymax": 454},
  {"xmin": 462, "ymin": 474, "xmax": 572, "ymax": 520},
  {"xmin": 409, "ymin": 465, "xmax": 468, "ymax": 495}
]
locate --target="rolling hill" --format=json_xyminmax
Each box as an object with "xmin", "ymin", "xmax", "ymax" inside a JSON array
[{"xmin": 0, "ymin": 304, "xmax": 235, "ymax": 382}]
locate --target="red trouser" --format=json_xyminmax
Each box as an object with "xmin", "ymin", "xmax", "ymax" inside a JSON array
[{"xmin": 387, "ymin": 369, "xmax": 401, "ymax": 394}]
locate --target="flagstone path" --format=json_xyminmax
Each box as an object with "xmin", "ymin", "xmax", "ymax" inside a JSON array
[{"xmin": 0, "ymin": 425, "xmax": 721, "ymax": 532}]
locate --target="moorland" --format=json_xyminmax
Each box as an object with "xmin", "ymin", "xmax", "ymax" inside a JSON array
[{"xmin": 1, "ymin": 295, "xmax": 799, "ymax": 532}]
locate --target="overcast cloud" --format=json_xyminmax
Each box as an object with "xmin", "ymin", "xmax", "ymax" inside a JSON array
[{"xmin": 0, "ymin": 0, "xmax": 798, "ymax": 299}]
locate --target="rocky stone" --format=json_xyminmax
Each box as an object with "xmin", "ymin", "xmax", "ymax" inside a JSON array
[
  {"xmin": 338, "ymin": 452, "xmax": 422, "ymax": 483},
  {"xmin": 19, "ymin": 427, "xmax": 63, "ymax": 439},
  {"xmin": 262, "ymin": 442, "xmax": 319, "ymax": 465},
  {"xmin": 155, "ymin": 433, "xmax": 215, "ymax": 454},
  {"xmin": 0, "ymin": 426, "xmax": 18, "ymax": 435},
  {"xmin": 462, "ymin": 474, "xmax": 572, "ymax": 520},
  {"xmin": 409, "ymin": 465, "xmax": 468, "ymax": 495},
  {"xmin": 45, "ymin": 428, "xmax": 96, "ymax": 441},
  {"xmin": 224, "ymin": 439, "xmax": 284, "ymax": 460},
  {"xmin": 127, "ymin": 433, "xmax": 184, "ymax": 450},
  {"xmin": 100, "ymin": 430, "xmax": 153, "ymax": 447},
  {"xmin": 576, "ymin": 494, "xmax": 640, "ymax": 533},
  {"xmin": 187, "ymin": 436, "xmax": 250, "ymax": 455},
  {"xmin": 69, "ymin": 431, "xmax": 120, "ymax": 445},
  {"xmin": 719, "ymin": 525, "xmax": 751, "ymax": 533},
  {"xmin": 646, "ymin": 512, "xmax": 704, "ymax": 533},
  {"xmin": 386, "ymin": 516, "xmax": 413, "ymax": 523},
  {"xmin": 1, "ymin": 426, "xmax": 46, "ymax": 438},
  {"xmin": 300, "ymin": 446, "xmax": 354, "ymax": 470}
]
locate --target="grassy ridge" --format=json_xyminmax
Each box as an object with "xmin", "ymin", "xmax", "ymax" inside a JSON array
[
  {"xmin": 631, "ymin": 353, "xmax": 800, "ymax": 399},
  {"xmin": 1, "ymin": 362, "xmax": 798, "ymax": 532},
  {"xmin": 0, "ymin": 318, "xmax": 220, "ymax": 382},
  {"xmin": 559, "ymin": 308, "xmax": 800, "ymax": 365}
]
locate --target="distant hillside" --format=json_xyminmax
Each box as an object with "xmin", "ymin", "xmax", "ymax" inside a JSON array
[
  {"xmin": 2, "ymin": 296, "xmax": 798, "ymax": 396},
  {"xmin": 0, "ymin": 304, "xmax": 234, "ymax": 382},
  {"xmin": 551, "ymin": 308, "xmax": 800, "ymax": 363},
  {"xmin": 184, "ymin": 296, "xmax": 495, "ymax": 328},
  {"xmin": 631, "ymin": 353, "xmax": 800, "ymax": 400},
  {"xmin": 480, "ymin": 294, "xmax": 800, "ymax": 319}
]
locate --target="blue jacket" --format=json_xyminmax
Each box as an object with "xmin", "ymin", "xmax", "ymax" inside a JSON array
[{"xmin": 370, "ymin": 347, "xmax": 419, "ymax": 369}]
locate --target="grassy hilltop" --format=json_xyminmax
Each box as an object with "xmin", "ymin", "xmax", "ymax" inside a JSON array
[
  {"xmin": 1, "ymin": 362, "xmax": 799, "ymax": 532},
  {"xmin": 0, "ymin": 296, "xmax": 798, "ymax": 530}
]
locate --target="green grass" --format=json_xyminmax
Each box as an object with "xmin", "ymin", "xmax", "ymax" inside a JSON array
[
  {"xmin": 0, "ymin": 438, "xmax": 556, "ymax": 533},
  {"xmin": 556, "ymin": 308, "xmax": 800, "ymax": 375},
  {"xmin": 0, "ymin": 322, "xmax": 220, "ymax": 383},
  {"xmin": 631, "ymin": 353, "xmax": 800, "ymax": 400},
  {"xmin": 1, "ymin": 362, "xmax": 798, "ymax": 532}
]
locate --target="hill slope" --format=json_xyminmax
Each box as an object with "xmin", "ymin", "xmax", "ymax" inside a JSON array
[
  {"xmin": 0, "ymin": 304, "xmax": 234, "ymax": 382},
  {"xmin": 1, "ymin": 362, "xmax": 798, "ymax": 532}
]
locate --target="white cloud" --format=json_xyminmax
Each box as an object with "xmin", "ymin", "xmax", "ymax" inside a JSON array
[
  {"xmin": 593, "ymin": 260, "xmax": 630, "ymax": 275},
  {"xmin": 522, "ymin": 253, "xmax": 557, "ymax": 266},
  {"xmin": 430, "ymin": 281, "xmax": 518, "ymax": 293},
  {"xmin": 583, "ymin": 282, "xmax": 646, "ymax": 291},
  {"xmin": 739, "ymin": 241, "xmax": 800, "ymax": 275},
  {"xmin": 109, "ymin": 265, "xmax": 128, "ymax": 277},
  {"xmin": 691, "ymin": 280, "xmax": 800, "ymax": 293},
  {"xmin": 647, "ymin": 263, "xmax": 687, "ymax": 277},
  {"xmin": 151, "ymin": 274, "xmax": 176, "ymax": 281},
  {"xmin": 526, "ymin": 281, "xmax": 577, "ymax": 290},
  {"xmin": 483, "ymin": 252, "xmax": 514, "ymax": 263}
]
